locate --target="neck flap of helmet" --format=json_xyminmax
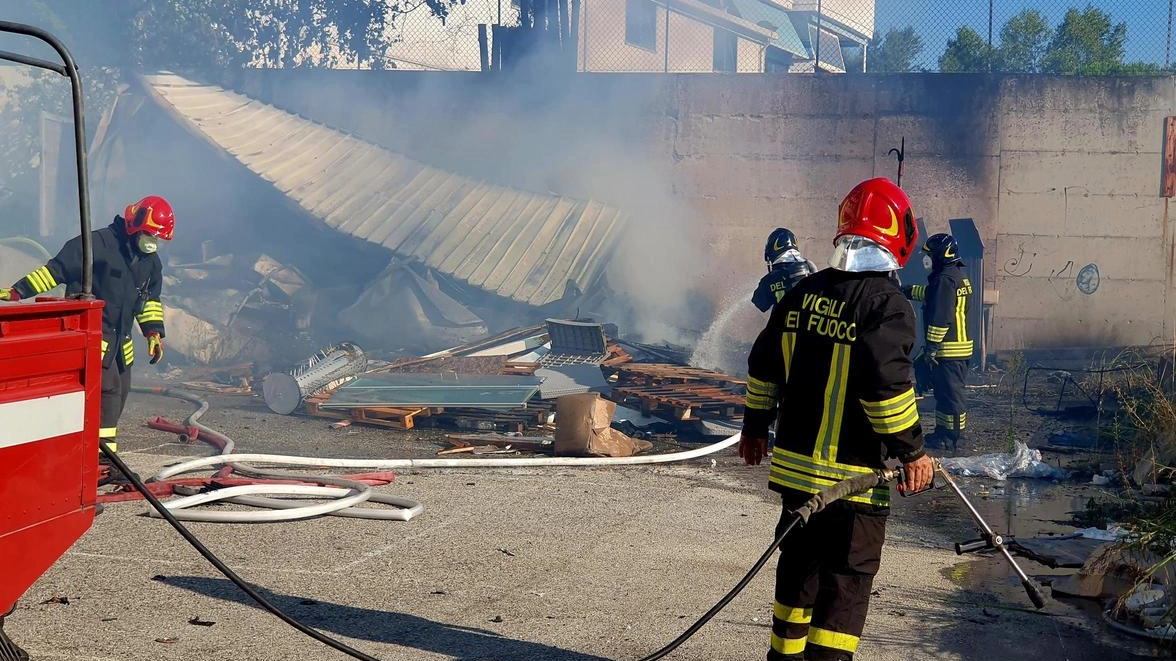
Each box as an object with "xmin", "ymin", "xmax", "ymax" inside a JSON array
[
  {"xmin": 828, "ymin": 235, "xmax": 900, "ymax": 273},
  {"xmin": 770, "ymin": 248, "xmax": 805, "ymax": 267}
]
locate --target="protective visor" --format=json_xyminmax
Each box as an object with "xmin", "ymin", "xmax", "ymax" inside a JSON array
[{"xmin": 828, "ymin": 235, "xmax": 900, "ymax": 273}]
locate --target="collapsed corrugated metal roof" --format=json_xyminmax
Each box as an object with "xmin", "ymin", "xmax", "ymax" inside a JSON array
[{"xmin": 140, "ymin": 72, "xmax": 627, "ymax": 306}]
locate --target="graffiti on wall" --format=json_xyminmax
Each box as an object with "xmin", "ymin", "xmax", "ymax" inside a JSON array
[
  {"xmin": 1000, "ymin": 242, "xmax": 1100, "ymax": 299},
  {"xmin": 1048, "ymin": 260, "xmax": 1100, "ymax": 300},
  {"xmin": 1076, "ymin": 263, "xmax": 1100, "ymax": 295},
  {"xmin": 1002, "ymin": 243, "xmax": 1036, "ymax": 277}
]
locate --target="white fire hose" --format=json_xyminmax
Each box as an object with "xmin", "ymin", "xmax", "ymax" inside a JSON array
[{"xmin": 143, "ymin": 386, "xmax": 740, "ymax": 524}]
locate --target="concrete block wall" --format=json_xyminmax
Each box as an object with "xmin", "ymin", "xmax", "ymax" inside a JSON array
[
  {"xmin": 991, "ymin": 77, "xmax": 1176, "ymax": 350},
  {"xmin": 226, "ymin": 69, "xmax": 1176, "ymax": 352}
]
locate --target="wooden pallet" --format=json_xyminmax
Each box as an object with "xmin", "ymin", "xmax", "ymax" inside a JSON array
[
  {"xmin": 611, "ymin": 384, "xmax": 744, "ymax": 420},
  {"xmin": 610, "ymin": 363, "xmax": 746, "ymax": 387},
  {"xmin": 501, "ymin": 361, "xmax": 540, "ymax": 375},
  {"xmin": 423, "ymin": 400, "xmax": 556, "ymax": 433},
  {"xmin": 601, "ymin": 343, "xmax": 634, "ymax": 366},
  {"xmin": 303, "ymin": 393, "xmax": 432, "ymax": 430}
]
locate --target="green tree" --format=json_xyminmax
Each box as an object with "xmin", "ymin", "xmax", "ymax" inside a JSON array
[
  {"xmin": 995, "ymin": 9, "xmax": 1051, "ymax": 73},
  {"xmin": 0, "ymin": 0, "xmax": 441, "ymax": 222},
  {"xmin": 867, "ymin": 26, "xmax": 924, "ymax": 73},
  {"xmin": 1041, "ymin": 5, "xmax": 1127, "ymax": 75},
  {"xmin": 939, "ymin": 26, "xmax": 991, "ymax": 72}
]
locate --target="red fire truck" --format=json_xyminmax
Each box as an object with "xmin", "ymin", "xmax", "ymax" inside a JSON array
[{"xmin": 0, "ymin": 21, "xmax": 105, "ymax": 658}]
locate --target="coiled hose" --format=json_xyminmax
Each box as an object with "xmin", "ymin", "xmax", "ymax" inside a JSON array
[{"xmin": 130, "ymin": 386, "xmax": 423, "ymax": 522}]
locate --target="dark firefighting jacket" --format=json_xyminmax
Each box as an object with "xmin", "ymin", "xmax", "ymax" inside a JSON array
[
  {"xmin": 742, "ymin": 269, "xmax": 925, "ymax": 508},
  {"xmin": 752, "ymin": 259, "xmax": 819, "ymax": 312},
  {"xmin": 906, "ymin": 263, "xmax": 973, "ymax": 361},
  {"xmin": 12, "ymin": 218, "xmax": 165, "ymax": 370}
]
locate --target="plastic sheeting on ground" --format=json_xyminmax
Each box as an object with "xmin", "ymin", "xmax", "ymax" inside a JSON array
[{"xmin": 939, "ymin": 441, "xmax": 1069, "ymax": 481}]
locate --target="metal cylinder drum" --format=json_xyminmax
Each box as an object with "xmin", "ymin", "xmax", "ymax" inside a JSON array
[{"xmin": 263, "ymin": 342, "xmax": 367, "ymax": 415}]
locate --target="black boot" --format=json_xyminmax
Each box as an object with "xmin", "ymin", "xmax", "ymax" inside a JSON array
[
  {"xmin": 923, "ymin": 430, "xmax": 951, "ymax": 451},
  {"xmin": 0, "ymin": 617, "xmax": 30, "ymax": 661}
]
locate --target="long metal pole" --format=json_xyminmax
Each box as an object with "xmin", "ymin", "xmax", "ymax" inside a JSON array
[
  {"xmin": 0, "ymin": 21, "xmax": 92, "ymax": 298},
  {"xmin": 815, "ymin": 0, "xmax": 822, "ymax": 72},
  {"xmin": 987, "ymin": 0, "xmax": 993, "ymax": 72},
  {"xmin": 935, "ymin": 463, "xmax": 1047, "ymax": 608},
  {"xmin": 664, "ymin": 1, "xmax": 669, "ymax": 73},
  {"xmin": 1167, "ymin": 0, "xmax": 1173, "ymax": 68}
]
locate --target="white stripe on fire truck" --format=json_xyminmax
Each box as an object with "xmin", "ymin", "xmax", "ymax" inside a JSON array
[{"xmin": 0, "ymin": 390, "xmax": 85, "ymax": 449}]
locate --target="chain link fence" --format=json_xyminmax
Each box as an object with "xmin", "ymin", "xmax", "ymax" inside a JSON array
[{"xmin": 381, "ymin": 0, "xmax": 1176, "ymax": 74}]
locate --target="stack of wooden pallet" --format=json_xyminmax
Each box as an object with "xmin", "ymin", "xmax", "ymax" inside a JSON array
[
  {"xmin": 605, "ymin": 363, "xmax": 746, "ymax": 421},
  {"xmin": 303, "ymin": 392, "xmax": 433, "ymax": 430}
]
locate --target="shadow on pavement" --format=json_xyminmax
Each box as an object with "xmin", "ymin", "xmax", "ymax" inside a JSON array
[{"xmin": 163, "ymin": 575, "xmax": 617, "ymax": 661}]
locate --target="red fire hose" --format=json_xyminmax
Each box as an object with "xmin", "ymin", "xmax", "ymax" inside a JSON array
[{"xmin": 98, "ymin": 413, "xmax": 397, "ymax": 504}]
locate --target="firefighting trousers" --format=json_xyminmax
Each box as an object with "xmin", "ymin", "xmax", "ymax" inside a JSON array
[
  {"xmin": 931, "ymin": 358, "xmax": 968, "ymax": 443},
  {"xmin": 768, "ymin": 496, "xmax": 887, "ymax": 661},
  {"xmin": 100, "ymin": 362, "xmax": 132, "ymax": 451}
]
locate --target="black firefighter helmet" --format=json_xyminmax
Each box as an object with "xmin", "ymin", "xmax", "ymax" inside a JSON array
[
  {"xmin": 923, "ymin": 233, "xmax": 962, "ymax": 269},
  {"xmin": 764, "ymin": 227, "xmax": 799, "ymax": 265}
]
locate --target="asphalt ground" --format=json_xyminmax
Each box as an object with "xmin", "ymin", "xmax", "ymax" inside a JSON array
[{"xmin": 5, "ymin": 383, "xmax": 1164, "ymax": 661}]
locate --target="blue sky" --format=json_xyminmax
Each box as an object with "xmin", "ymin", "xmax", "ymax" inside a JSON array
[{"xmin": 873, "ymin": 0, "xmax": 1175, "ymax": 69}]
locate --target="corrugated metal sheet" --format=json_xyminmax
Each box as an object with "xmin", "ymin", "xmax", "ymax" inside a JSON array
[{"xmin": 141, "ymin": 72, "xmax": 627, "ymax": 306}]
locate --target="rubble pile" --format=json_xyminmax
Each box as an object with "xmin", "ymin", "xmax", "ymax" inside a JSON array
[
  {"xmin": 162, "ymin": 250, "xmax": 320, "ymax": 366},
  {"xmin": 263, "ymin": 318, "xmax": 748, "ymax": 455}
]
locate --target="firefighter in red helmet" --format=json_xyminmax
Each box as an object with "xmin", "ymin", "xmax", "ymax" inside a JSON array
[
  {"xmin": 740, "ymin": 178, "xmax": 933, "ymax": 661},
  {"xmin": 1, "ymin": 195, "xmax": 174, "ymax": 465}
]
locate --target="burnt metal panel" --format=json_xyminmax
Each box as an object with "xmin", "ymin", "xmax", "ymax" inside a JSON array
[
  {"xmin": 142, "ymin": 72, "xmax": 625, "ymax": 306},
  {"xmin": 540, "ymin": 319, "xmax": 608, "ymax": 366},
  {"xmin": 323, "ymin": 373, "xmax": 543, "ymax": 408}
]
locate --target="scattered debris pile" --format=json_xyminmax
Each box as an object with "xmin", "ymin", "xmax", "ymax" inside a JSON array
[
  {"xmin": 270, "ymin": 318, "xmax": 749, "ymax": 444},
  {"xmin": 163, "ymin": 250, "xmax": 320, "ymax": 366}
]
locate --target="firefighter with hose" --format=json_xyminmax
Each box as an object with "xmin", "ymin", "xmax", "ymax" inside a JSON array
[
  {"xmin": 739, "ymin": 178, "xmax": 933, "ymax": 661},
  {"xmin": 0, "ymin": 195, "xmax": 174, "ymax": 475},
  {"xmin": 752, "ymin": 228, "xmax": 819, "ymax": 312}
]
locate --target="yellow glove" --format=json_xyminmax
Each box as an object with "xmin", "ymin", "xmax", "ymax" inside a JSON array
[
  {"xmin": 147, "ymin": 332, "xmax": 164, "ymax": 365},
  {"xmin": 0, "ymin": 288, "xmax": 19, "ymax": 301}
]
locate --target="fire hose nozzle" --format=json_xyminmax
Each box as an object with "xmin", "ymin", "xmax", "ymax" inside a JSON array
[{"xmin": 1023, "ymin": 578, "xmax": 1048, "ymax": 610}]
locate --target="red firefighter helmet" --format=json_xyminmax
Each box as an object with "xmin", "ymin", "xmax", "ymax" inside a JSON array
[
  {"xmin": 124, "ymin": 195, "xmax": 175, "ymax": 241},
  {"xmin": 833, "ymin": 178, "xmax": 917, "ymax": 267}
]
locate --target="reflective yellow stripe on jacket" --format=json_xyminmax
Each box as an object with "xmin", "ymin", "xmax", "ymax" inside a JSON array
[
  {"xmin": 860, "ymin": 388, "xmax": 919, "ymax": 435},
  {"xmin": 24, "ymin": 266, "xmax": 58, "ymax": 294},
  {"xmin": 769, "ymin": 450, "xmax": 890, "ymax": 507},
  {"xmin": 939, "ymin": 287, "xmax": 973, "ymax": 357},
  {"xmin": 136, "ymin": 300, "xmax": 164, "ymax": 325},
  {"xmin": 745, "ymin": 375, "xmax": 778, "ymax": 411}
]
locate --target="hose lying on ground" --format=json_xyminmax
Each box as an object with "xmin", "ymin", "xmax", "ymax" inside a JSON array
[
  {"xmin": 118, "ymin": 387, "xmax": 910, "ymax": 661},
  {"xmin": 132, "ymin": 385, "xmax": 740, "ymax": 523},
  {"xmin": 126, "ymin": 386, "xmax": 419, "ymax": 522},
  {"xmin": 99, "ymin": 442, "xmax": 384, "ymax": 661}
]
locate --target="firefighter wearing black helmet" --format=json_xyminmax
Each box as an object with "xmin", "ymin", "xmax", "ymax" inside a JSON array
[
  {"xmin": 752, "ymin": 228, "xmax": 819, "ymax": 312},
  {"xmin": 902, "ymin": 233, "xmax": 972, "ymax": 450}
]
